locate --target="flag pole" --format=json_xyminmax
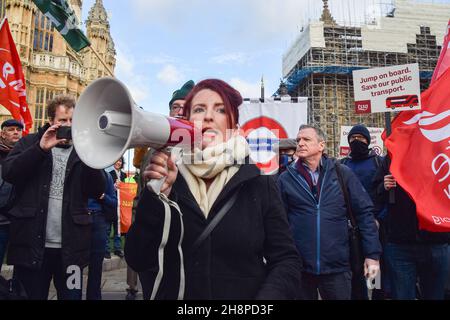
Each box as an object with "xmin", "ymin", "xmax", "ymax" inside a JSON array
[
  {"xmin": 88, "ymin": 44, "xmax": 114, "ymax": 77},
  {"xmin": 384, "ymin": 111, "xmax": 395, "ymax": 204}
]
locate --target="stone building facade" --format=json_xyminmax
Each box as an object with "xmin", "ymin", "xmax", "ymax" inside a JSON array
[{"xmin": 0, "ymin": 0, "xmax": 116, "ymax": 132}]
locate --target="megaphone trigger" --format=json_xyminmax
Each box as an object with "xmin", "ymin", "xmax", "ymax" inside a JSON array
[{"xmin": 146, "ymin": 147, "xmax": 172, "ymax": 195}]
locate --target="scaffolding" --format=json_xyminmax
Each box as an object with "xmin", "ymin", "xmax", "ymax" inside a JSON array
[{"xmin": 281, "ymin": 1, "xmax": 447, "ymax": 157}]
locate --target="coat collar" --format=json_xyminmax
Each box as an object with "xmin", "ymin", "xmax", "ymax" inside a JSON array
[{"xmin": 174, "ymin": 159, "xmax": 260, "ymax": 221}]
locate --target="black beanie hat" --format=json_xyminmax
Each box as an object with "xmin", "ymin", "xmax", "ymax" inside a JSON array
[
  {"xmin": 169, "ymin": 80, "xmax": 195, "ymax": 107},
  {"xmin": 348, "ymin": 124, "xmax": 371, "ymax": 144}
]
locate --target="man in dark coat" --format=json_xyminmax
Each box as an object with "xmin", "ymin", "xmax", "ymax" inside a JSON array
[
  {"xmin": 2, "ymin": 95, "xmax": 105, "ymax": 300},
  {"xmin": 0, "ymin": 119, "xmax": 23, "ymax": 272},
  {"xmin": 86, "ymin": 170, "xmax": 117, "ymax": 300},
  {"xmin": 278, "ymin": 124, "xmax": 381, "ymax": 300},
  {"xmin": 373, "ymin": 156, "xmax": 449, "ymax": 300},
  {"xmin": 340, "ymin": 124, "xmax": 385, "ymax": 299}
]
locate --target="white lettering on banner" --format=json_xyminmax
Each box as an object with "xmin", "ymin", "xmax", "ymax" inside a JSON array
[
  {"xmin": 59, "ymin": 0, "xmax": 70, "ymax": 12},
  {"xmin": 9, "ymin": 100, "xmax": 20, "ymax": 109},
  {"xmin": 0, "ymin": 61, "xmax": 27, "ymax": 98},
  {"xmin": 404, "ymin": 112, "xmax": 450, "ymax": 203},
  {"xmin": 60, "ymin": 15, "xmax": 78, "ymax": 35},
  {"xmin": 9, "ymin": 80, "xmax": 26, "ymax": 97},
  {"xmin": 66, "ymin": 265, "xmax": 81, "ymax": 290},
  {"xmin": 44, "ymin": 12, "xmax": 61, "ymax": 28},
  {"xmin": 432, "ymin": 216, "xmax": 450, "ymax": 225},
  {"xmin": 431, "ymin": 141, "xmax": 450, "ymax": 201},
  {"xmin": 432, "ymin": 152, "xmax": 450, "ymax": 183},
  {"xmin": 2, "ymin": 62, "xmax": 14, "ymax": 79}
]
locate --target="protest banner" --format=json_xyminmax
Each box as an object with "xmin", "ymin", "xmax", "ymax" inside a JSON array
[
  {"xmin": 353, "ymin": 63, "xmax": 421, "ymax": 114},
  {"xmin": 118, "ymin": 182, "xmax": 137, "ymax": 234},
  {"xmin": 239, "ymin": 98, "xmax": 308, "ymax": 174}
]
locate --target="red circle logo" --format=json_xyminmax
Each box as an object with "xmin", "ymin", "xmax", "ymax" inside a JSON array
[{"xmin": 241, "ymin": 117, "xmax": 288, "ymax": 174}]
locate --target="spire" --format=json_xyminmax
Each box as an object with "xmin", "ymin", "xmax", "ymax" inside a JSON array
[
  {"xmin": 320, "ymin": 0, "xmax": 336, "ymax": 26},
  {"xmin": 86, "ymin": 0, "xmax": 115, "ymax": 53},
  {"xmin": 87, "ymin": 0, "xmax": 109, "ymax": 26},
  {"xmin": 261, "ymin": 75, "xmax": 265, "ymax": 100}
]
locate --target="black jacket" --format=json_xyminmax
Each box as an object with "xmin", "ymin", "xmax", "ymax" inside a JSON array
[
  {"xmin": 373, "ymin": 156, "xmax": 449, "ymax": 244},
  {"xmin": 2, "ymin": 124, "xmax": 106, "ymax": 270},
  {"xmin": 0, "ymin": 146, "xmax": 15, "ymax": 224},
  {"xmin": 109, "ymin": 169, "xmax": 126, "ymax": 183},
  {"xmin": 125, "ymin": 164, "xmax": 302, "ymax": 300}
]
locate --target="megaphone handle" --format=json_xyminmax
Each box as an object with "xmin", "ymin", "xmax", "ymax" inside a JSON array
[
  {"xmin": 146, "ymin": 147, "xmax": 172, "ymax": 195},
  {"xmin": 147, "ymin": 176, "xmax": 166, "ymax": 195}
]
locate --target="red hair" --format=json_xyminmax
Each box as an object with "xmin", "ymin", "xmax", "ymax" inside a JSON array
[{"xmin": 183, "ymin": 79, "xmax": 242, "ymax": 128}]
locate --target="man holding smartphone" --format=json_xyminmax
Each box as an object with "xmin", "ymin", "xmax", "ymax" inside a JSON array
[{"xmin": 2, "ymin": 95, "xmax": 106, "ymax": 300}]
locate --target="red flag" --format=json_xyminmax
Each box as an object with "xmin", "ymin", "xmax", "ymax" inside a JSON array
[
  {"xmin": 0, "ymin": 18, "xmax": 32, "ymax": 134},
  {"xmin": 431, "ymin": 20, "xmax": 450, "ymax": 84},
  {"xmin": 384, "ymin": 67, "xmax": 450, "ymax": 232}
]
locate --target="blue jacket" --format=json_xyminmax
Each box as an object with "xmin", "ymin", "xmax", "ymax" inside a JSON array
[
  {"xmin": 88, "ymin": 170, "xmax": 117, "ymax": 213},
  {"xmin": 278, "ymin": 156, "xmax": 381, "ymax": 275},
  {"xmin": 340, "ymin": 153, "xmax": 387, "ymax": 220}
]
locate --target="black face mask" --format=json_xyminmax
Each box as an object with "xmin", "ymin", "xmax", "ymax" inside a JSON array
[{"xmin": 350, "ymin": 140, "xmax": 369, "ymax": 159}]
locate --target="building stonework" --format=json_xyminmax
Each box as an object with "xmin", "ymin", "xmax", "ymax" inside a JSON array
[
  {"xmin": 0, "ymin": 0, "xmax": 116, "ymax": 132},
  {"xmin": 282, "ymin": 0, "xmax": 450, "ymax": 157}
]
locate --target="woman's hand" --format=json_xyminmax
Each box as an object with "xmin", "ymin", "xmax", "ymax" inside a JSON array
[{"xmin": 143, "ymin": 151, "xmax": 178, "ymax": 196}]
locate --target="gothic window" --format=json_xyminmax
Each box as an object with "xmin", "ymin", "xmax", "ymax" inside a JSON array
[
  {"xmin": 33, "ymin": 11, "xmax": 54, "ymax": 52},
  {"xmin": 0, "ymin": 0, "xmax": 5, "ymax": 20},
  {"xmin": 33, "ymin": 88, "xmax": 64, "ymax": 129},
  {"xmin": 34, "ymin": 88, "xmax": 45, "ymax": 129}
]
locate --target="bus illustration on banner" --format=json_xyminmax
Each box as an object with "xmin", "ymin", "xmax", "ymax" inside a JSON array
[{"xmin": 386, "ymin": 94, "xmax": 419, "ymax": 110}]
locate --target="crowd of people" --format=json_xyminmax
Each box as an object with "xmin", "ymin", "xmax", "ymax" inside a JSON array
[{"xmin": 0, "ymin": 78, "xmax": 448, "ymax": 300}]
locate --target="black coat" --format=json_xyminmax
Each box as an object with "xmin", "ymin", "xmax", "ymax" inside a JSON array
[
  {"xmin": 125, "ymin": 164, "xmax": 302, "ymax": 300},
  {"xmin": 373, "ymin": 156, "xmax": 449, "ymax": 244},
  {"xmin": 2, "ymin": 124, "xmax": 106, "ymax": 270},
  {"xmin": 0, "ymin": 146, "xmax": 14, "ymax": 224},
  {"xmin": 109, "ymin": 169, "xmax": 126, "ymax": 183}
]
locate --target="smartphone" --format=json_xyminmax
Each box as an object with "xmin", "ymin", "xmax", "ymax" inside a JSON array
[{"xmin": 56, "ymin": 126, "xmax": 72, "ymax": 140}]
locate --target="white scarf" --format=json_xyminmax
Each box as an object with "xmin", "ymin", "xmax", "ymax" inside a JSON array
[{"xmin": 177, "ymin": 134, "xmax": 249, "ymax": 217}]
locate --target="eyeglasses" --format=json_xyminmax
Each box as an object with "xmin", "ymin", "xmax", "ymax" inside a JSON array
[{"xmin": 170, "ymin": 103, "xmax": 184, "ymax": 113}]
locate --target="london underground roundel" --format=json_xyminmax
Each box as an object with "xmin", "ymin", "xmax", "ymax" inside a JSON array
[{"xmin": 241, "ymin": 117, "xmax": 288, "ymax": 175}]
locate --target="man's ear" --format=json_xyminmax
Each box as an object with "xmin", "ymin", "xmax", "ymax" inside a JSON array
[{"xmin": 318, "ymin": 140, "xmax": 326, "ymax": 152}]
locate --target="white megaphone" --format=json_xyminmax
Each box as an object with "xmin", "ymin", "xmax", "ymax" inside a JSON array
[{"xmin": 72, "ymin": 77, "xmax": 197, "ymax": 194}]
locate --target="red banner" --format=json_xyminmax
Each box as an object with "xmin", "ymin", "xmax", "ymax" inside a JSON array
[
  {"xmin": 0, "ymin": 18, "xmax": 32, "ymax": 134},
  {"xmin": 384, "ymin": 68, "xmax": 450, "ymax": 232},
  {"xmin": 431, "ymin": 20, "xmax": 450, "ymax": 84},
  {"xmin": 118, "ymin": 182, "xmax": 137, "ymax": 234}
]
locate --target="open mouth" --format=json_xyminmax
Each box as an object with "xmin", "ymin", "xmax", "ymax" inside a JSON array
[{"xmin": 202, "ymin": 128, "xmax": 217, "ymax": 136}]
